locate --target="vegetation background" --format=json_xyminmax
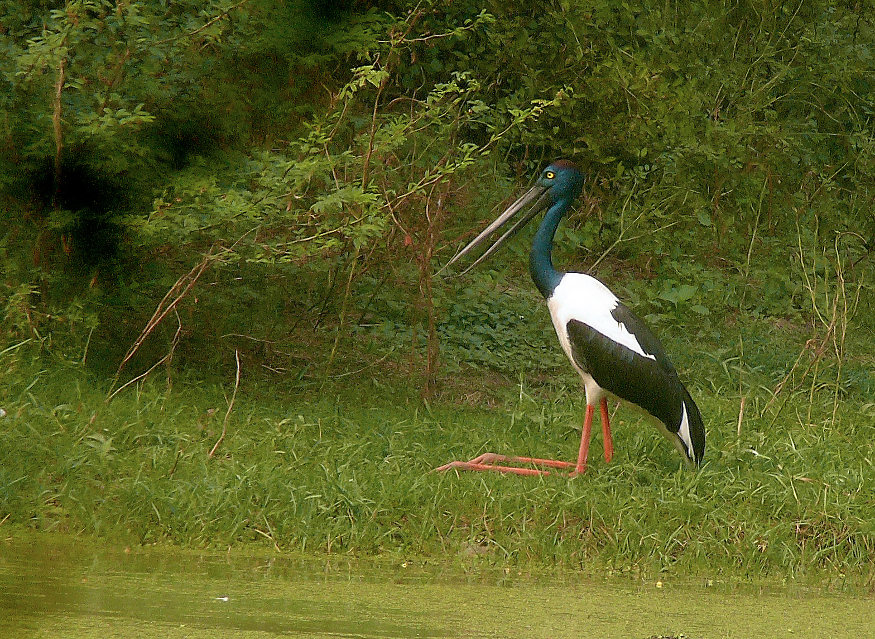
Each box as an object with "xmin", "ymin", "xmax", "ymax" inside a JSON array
[{"xmin": 1, "ymin": 0, "xmax": 873, "ymax": 583}]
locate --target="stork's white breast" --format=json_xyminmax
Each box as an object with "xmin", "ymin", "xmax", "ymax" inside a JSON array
[{"xmin": 546, "ymin": 273, "xmax": 656, "ymax": 365}]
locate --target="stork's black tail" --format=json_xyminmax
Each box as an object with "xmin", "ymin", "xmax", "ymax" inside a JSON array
[{"xmin": 679, "ymin": 386, "xmax": 706, "ymax": 465}]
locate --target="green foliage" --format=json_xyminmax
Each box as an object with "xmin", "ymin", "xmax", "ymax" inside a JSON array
[
  {"xmin": 437, "ymin": 277, "xmax": 564, "ymax": 374},
  {"xmin": 2, "ymin": 0, "xmax": 872, "ymax": 376}
]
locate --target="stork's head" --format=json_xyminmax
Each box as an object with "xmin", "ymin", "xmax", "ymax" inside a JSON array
[
  {"xmin": 440, "ymin": 160, "xmax": 584, "ymax": 276},
  {"xmin": 536, "ymin": 160, "xmax": 584, "ymax": 203}
]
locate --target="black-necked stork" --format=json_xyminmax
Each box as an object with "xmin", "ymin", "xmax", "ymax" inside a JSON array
[{"xmin": 436, "ymin": 160, "xmax": 705, "ymax": 476}]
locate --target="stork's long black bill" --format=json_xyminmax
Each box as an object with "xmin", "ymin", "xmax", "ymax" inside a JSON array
[{"xmin": 439, "ymin": 185, "xmax": 550, "ymax": 277}]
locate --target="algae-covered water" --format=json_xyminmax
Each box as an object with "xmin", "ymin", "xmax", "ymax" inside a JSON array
[{"xmin": 1, "ymin": 536, "xmax": 872, "ymax": 638}]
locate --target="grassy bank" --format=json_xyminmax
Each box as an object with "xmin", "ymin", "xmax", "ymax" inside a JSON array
[{"xmin": 1, "ymin": 327, "xmax": 873, "ymax": 586}]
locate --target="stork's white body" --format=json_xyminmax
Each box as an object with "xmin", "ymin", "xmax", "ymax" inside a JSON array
[
  {"xmin": 546, "ymin": 272, "xmax": 700, "ymax": 463},
  {"xmin": 435, "ymin": 160, "xmax": 705, "ymax": 476},
  {"xmin": 547, "ymin": 273, "xmax": 654, "ymax": 395}
]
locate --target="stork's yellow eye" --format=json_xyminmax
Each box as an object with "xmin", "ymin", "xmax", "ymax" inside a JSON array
[{"xmin": 545, "ymin": 171, "xmax": 555, "ymax": 179}]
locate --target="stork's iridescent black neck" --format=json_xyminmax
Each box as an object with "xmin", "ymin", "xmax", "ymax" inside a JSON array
[{"xmin": 528, "ymin": 161, "xmax": 584, "ymax": 298}]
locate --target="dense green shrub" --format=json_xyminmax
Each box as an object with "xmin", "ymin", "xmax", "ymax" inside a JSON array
[{"xmin": 0, "ymin": 0, "xmax": 872, "ymax": 388}]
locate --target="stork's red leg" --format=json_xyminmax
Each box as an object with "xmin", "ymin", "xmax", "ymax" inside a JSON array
[
  {"xmin": 433, "ymin": 452, "xmax": 575, "ymax": 475},
  {"xmin": 433, "ymin": 460, "xmax": 552, "ymax": 476},
  {"xmin": 469, "ymin": 453, "xmax": 575, "ymax": 469},
  {"xmin": 434, "ymin": 404, "xmax": 598, "ymax": 476},
  {"xmin": 600, "ymin": 397, "xmax": 613, "ymax": 463},
  {"xmin": 574, "ymin": 404, "xmax": 595, "ymax": 475}
]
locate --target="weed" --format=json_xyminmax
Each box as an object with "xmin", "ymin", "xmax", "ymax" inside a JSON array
[{"xmin": 0, "ymin": 331, "xmax": 872, "ymax": 585}]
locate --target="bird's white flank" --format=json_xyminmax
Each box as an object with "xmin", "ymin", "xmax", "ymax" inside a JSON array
[
  {"xmin": 548, "ymin": 273, "xmax": 657, "ymax": 362},
  {"xmin": 678, "ymin": 402, "xmax": 694, "ymax": 457}
]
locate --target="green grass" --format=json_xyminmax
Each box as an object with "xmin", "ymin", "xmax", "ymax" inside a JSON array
[{"xmin": 1, "ymin": 328, "xmax": 873, "ymax": 587}]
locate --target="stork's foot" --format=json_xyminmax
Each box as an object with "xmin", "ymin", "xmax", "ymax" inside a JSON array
[{"xmin": 434, "ymin": 452, "xmax": 581, "ymax": 476}]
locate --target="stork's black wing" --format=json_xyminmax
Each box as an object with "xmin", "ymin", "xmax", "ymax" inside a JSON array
[
  {"xmin": 566, "ymin": 308, "xmax": 704, "ymax": 463},
  {"xmin": 608, "ymin": 303, "xmax": 677, "ymax": 375}
]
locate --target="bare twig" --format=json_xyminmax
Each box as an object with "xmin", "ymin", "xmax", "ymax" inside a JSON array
[
  {"xmin": 762, "ymin": 223, "xmax": 864, "ymax": 426},
  {"xmin": 360, "ymin": 64, "xmax": 387, "ymax": 190},
  {"xmin": 108, "ymin": 248, "xmax": 220, "ymax": 398},
  {"xmin": 52, "ymin": 57, "xmax": 66, "ymax": 208},
  {"xmin": 167, "ymin": 449, "xmax": 182, "ymax": 478},
  {"xmin": 151, "ymin": 0, "xmax": 252, "ymax": 47},
  {"xmin": 736, "ymin": 395, "xmax": 746, "ymax": 440},
  {"xmin": 328, "ymin": 347, "xmax": 397, "ymax": 379},
  {"xmin": 106, "ymin": 310, "xmax": 183, "ymax": 402},
  {"xmin": 326, "ymin": 245, "xmax": 361, "ymax": 374},
  {"xmin": 209, "ymin": 349, "xmax": 241, "ymax": 459},
  {"xmin": 589, "ymin": 189, "xmax": 648, "ymax": 272}
]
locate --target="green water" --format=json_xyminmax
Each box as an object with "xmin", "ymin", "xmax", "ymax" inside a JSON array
[{"xmin": 1, "ymin": 536, "xmax": 872, "ymax": 638}]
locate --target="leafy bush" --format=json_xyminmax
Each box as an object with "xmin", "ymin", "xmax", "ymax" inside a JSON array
[{"xmin": 0, "ymin": 0, "xmax": 872, "ymax": 395}]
